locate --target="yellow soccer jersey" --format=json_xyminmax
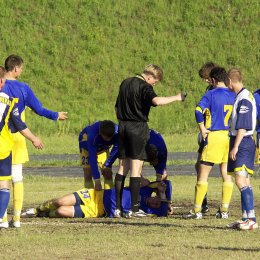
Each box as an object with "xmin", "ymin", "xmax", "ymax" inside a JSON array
[{"xmin": 76, "ymin": 188, "xmax": 104, "ymax": 218}]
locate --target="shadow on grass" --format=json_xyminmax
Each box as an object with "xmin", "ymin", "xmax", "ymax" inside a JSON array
[{"xmin": 197, "ymin": 245, "xmax": 260, "ymax": 252}]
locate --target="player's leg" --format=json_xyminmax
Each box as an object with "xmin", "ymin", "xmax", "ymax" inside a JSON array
[
  {"xmin": 216, "ymin": 162, "xmax": 233, "ymax": 218},
  {"xmin": 50, "ymin": 206, "xmax": 75, "ymax": 218},
  {"xmin": 0, "ymin": 154, "xmax": 12, "ymax": 228}
]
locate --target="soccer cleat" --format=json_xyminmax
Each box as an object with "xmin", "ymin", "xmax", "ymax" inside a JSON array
[
  {"xmin": 183, "ymin": 210, "xmax": 202, "ymax": 219},
  {"xmin": 239, "ymin": 219, "xmax": 258, "ymax": 230},
  {"xmin": 201, "ymin": 205, "xmax": 209, "ymax": 214},
  {"xmin": 227, "ymin": 220, "xmax": 246, "ymax": 229},
  {"xmin": 0, "ymin": 221, "xmax": 9, "ymax": 229},
  {"xmin": 21, "ymin": 208, "xmax": 38, "ymax": 218},
  {"xmin": 215, "ymin": 208, "xmax": 230, "ymax": 219},
  {"xmin": 113, "ymin": 208, "xmax": 122, "ymax": 218},
  {"xmin": 125, "ymin": 209, "xmax": 147, "ymax": 218},
  {"xmin": 9, "ymin": 219, "xmax": 21, "ymax": 228}
]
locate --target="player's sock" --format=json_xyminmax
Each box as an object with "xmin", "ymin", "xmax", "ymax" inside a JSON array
[
  {"xmin": 115, "ymin": 173, "xmax": 126, "ymax": 209},
  {"xmin": 130, "ymin": 177, "xmax": 141, "ymax": 212},
  {"xmin": 84, "ymin": 179, "xmax": 94, "ymax": 189},
  {"xmin": 194, "ymin": 181, "xmax": 208, "ymax": 213},
  {"xmin": 241, "ymin": 190, "xmax": 247, "ymax": 220},
  {"xmin": 13, "ymin": 182, "xmax": 23, "ymax": 222},
  {"xmin": 220, "ymin": 181, "xmax": 233, "ymax": 212},
  {"xmin": 104, "ymin": 178, "xmax": 114, "ymax": 190},
  {"xmin": 0, "ymin": 188, "xmax": 10, "ymax": 219},
  {"xmin": 241, "ymin": 186, "xmax": 256, "ymax": 222},
  {"xmin": 39, "ymin": 200, "xmax": 57, "ymax": 212}
]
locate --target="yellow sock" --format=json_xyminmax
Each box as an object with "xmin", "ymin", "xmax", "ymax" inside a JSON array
[
  {"xmin": 39, "ymin": 200, "xmax": 57, "ymax": 211},
  {"xmin": 104, "ymin": 179, "xmax": 114, "ymax": 190},
  {"xmin": 194, "ymin": 181, "xmax": 208, "ymax": 213},
  {"xmin": 13, "ymin": 182, "xmax": 24, "ymax": 222},
  {"xmin": 221, "ymin": 181, "xmax": 234, "ymax": 212},
  {"xmin": 84, "ymin": 180, "xmax": 94, "ymax": 189}
]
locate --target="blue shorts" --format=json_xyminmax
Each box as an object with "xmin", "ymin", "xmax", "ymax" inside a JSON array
[
  {"xmin": 73, "ymin": 192, "xmax": 84, "ymax": 218},
  {"xmin": 228, "ymin": 136, "xmax": 255, "ymax": 175},
  {"xmin": 0, "ymin": 153, "xmax": 12, "ymax": 181}
]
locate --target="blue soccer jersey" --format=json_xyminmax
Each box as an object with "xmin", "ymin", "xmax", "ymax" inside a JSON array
[
  {"xmin": 230, "ymin": 88, "xmax": 256, "ymax": 137},
  {"xmin": 78, "ymin": 121, "xmax": 118, "ymax": 180},
  {"xmin": 2, "ymin": 80, "xmax": 58, "ymax": 121},
  {"xmin": 253, "ymin": 89, "xmax": 260, "ymax": 133},
  {"xmin": 148, "ymin": 129, "xmax": 167, "ymax": 175},
  {"xmin": 103, "ymin": 180, "xmax": 172, "ymax": 217},
  {"xmin": 195, "ymin": 87, "xmax": 235, "ymax": 130}
]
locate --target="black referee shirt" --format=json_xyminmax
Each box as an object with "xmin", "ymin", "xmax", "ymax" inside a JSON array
[{"xmin": 115, "ymin": 76, "xmax": 157, "ymax": 122}]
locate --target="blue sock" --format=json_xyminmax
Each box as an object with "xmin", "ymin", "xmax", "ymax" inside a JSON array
[
  {"xmin": 240, "ymin": 191, "xmax": 247, "ymax": 221},
  {"xmin": 0, "ymin": 188, "xmax": 10, "ymax": 219},
  {"xmin": 241, "ymin": 186, "xmax": 256, "ymax": 222}
]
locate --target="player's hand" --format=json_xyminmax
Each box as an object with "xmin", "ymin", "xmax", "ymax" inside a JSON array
[
  {"xmin": 201, "ymin": 129, "xmax": 210, "ymax": 140},
  {"xmin": 229, "ymin": 147, "xmax": 238, "ymax": 161},
  {"xmin": 168, "ymin": 204, "xmax": 174, "ymax": 215},
  {"xmin": 181, "ymin": 92, "xmax": 187, "ymax": 101},
  {"xmin": 32, "ymin": 137, "xmax": 44, "ymax": 149},
  {"xmin": 58, "ymin": 112, "xmax": 68, "ymax": 120},
  {"xmin": 94, "ymin": 180, "xmax": 102, "ymax": 191},
  {"xmin": 102, "ymin": 167, "xmax": 113, "ymax": 179}
]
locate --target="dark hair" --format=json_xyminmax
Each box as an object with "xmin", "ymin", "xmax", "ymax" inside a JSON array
[
  {"xmin": 99, "ymin": 120, "xmax": 115, "ymax": 139},
  {"xmin": 5, "ymin": 54, "xmax": 24, "ymax": 72},
  {"xmin": 0, "ymin": 66, "xmax": 6, "ymax": 78},
  {"xmin": 198, "ymin": 62, "xmax": 217, "ymax": 79},
  {"xmin": 209, "ymin": 67, "xmax": 229, "ymax": 86}
]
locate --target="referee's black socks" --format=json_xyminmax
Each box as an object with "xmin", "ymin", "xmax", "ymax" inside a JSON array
[
  {"xmin": 130, "ymin": 177, "xmax": 141, "ymax": 212},
  {"xmin": 115, "ymin": 173, "xmax": 126, "ymax": 210}
]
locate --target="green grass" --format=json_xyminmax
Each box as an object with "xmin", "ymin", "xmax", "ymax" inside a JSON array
[
  {"xmin": 0, "ymin": 1, "xmax": 259, "ymax": 136},
  {"xmin": 1, "ymin": 175, "xmax": 260, "ymax": 259}
]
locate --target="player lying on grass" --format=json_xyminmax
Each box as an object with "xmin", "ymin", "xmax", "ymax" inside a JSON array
[{"xmin": 22, "ymin": 179, "xmax": 172, "ymax": 218}]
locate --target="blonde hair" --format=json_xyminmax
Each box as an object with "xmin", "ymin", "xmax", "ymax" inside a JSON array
[
  {"xmin": 228, "ymin": 68, "xmax": 243, "ymax": 83},
  {"xmin": 143, "ymin": 64, "xmax": 163, "ymax": 81}
]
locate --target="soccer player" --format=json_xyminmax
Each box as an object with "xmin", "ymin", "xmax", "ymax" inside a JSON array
[
  {"xmin": 0, "ymin": 66, "xmax": 43, "ymax": 229},
  {"xmin": 114, "ymin": 64, "xmax": 186, "ymax": 218},
  {"xmin": 22, "ymin": 180, "xmax": 172, "ymax": 218},
  {"xmin": 253, "ymin": 89, "xmax": 260, "ymax": 164},
  {"xmin": 227, "ymin": 69, "xmax": 258, "ymax": 230},
  {"xmin": 184, "ymin": 67, "xmax": 235, "ymax": 219},
  {"xmin": 196, "ymin": 62, "xmax": 217, "ymax": 213},
  {"xmin": 145, "ymin": 129, "xmax": 168, "ymax": 181},
  {"xmin": 79, "ymin": 120, "xmax": 118, "ymax": 191},
  {"xmin": 2, "ymin": 54, "xmax": 68, "ymax": 228}
]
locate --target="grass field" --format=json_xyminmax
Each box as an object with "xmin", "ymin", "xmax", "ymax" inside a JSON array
[{"xmin": 1, "ymin": 175, "xmax": 260, "ymax": 259}]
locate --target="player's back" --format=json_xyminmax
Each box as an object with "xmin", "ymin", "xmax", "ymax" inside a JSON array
[{"xmin": 204, "ymin": 88, "xmax": 235, "ymax": 130}]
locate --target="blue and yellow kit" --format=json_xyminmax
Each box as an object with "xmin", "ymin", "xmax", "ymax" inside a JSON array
[
  {"xmin": 78, "ymin": 121, "xmax": 118, "ymax": 180},
  {"xmin": 2, "ymin": 80, "xmax": 58, "ymax": 164}
]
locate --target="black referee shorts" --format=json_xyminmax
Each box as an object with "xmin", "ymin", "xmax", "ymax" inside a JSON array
[{"xmin": 118, "ymin": 121, "xmax": 149, "ymax": 160}]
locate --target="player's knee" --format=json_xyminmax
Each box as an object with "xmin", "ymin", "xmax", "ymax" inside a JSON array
[{"xmin": 11, "ymin": 164, "xmax": 23, "ymax": 183}]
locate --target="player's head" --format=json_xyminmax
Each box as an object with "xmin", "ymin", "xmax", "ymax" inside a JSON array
[
  {"xmin": 0, "ymin": 66, "xmax": 6, "ymax": 90},
  {"xmin": 227, "ymin": 68, "xmax": 243, "ymax": 91},
  {"xmin": 198, "ymin": 62, "xmax": 217, "ymax": 84},
  {"xmin": 209, "ymin": 66, "xmax": 229, "ymax": 86},
  {"xmin": 146, "ymin": 196, "xmax": 161, "ymax": 208},
  {"xmin": 5, "ymin": 54, "xmax": 24, "ymax": 78},
  {"xmin": 99, "ymin": 120, "xmax": 116, "ymax": 141},
  {"xmin": 143, "ymin": 64, "xmax": 163, "ymax": 85},
  {"xmin": 146, "ymin": 144, "xmax": 158, "ymax": 165}
]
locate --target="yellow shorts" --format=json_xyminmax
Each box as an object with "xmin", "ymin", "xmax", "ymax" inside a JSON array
[
  {"xmin": 76, "ymin": 188, "xmax": 104, "ymax": 218},
  {"xmin": 11, "ymin": 132, "xmax": 29, "ymax": 164},
  {"xmin": 80, "ymin": 149, "xmax": 108, "ymax": 169},
  {"xmin": 201, "ymin": 131, "xmax": 229, "ymax": 164}
]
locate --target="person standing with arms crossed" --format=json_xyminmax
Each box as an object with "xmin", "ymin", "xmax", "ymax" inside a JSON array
[
  {"xmin": 2, "ymin": 54, "xmax": 68, "ymax": 228},
  {"xmin": 114, "ymin": 64, "xmax": 186, "ymax": 218}
]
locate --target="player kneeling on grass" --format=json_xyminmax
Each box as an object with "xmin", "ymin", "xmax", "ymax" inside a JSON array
[
  {"xmin": 79, "ymin": 120, "xmax": 118, "ymax": 191},
  {"xmin": 21, "ymin": 180, "xmax": 172, "ymax": 218},
  {"xmin": 0, "ymin": 66, "xmax": 44, "ymax": 229},
  {"xmin": 226, "ymin": 69, "xmax": 258, "ymax": 230}
]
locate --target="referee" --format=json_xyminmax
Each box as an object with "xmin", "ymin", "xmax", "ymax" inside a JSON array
[{"xmin": 114, "ymin": 64, "xmax": 186, "ymax": 218}]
